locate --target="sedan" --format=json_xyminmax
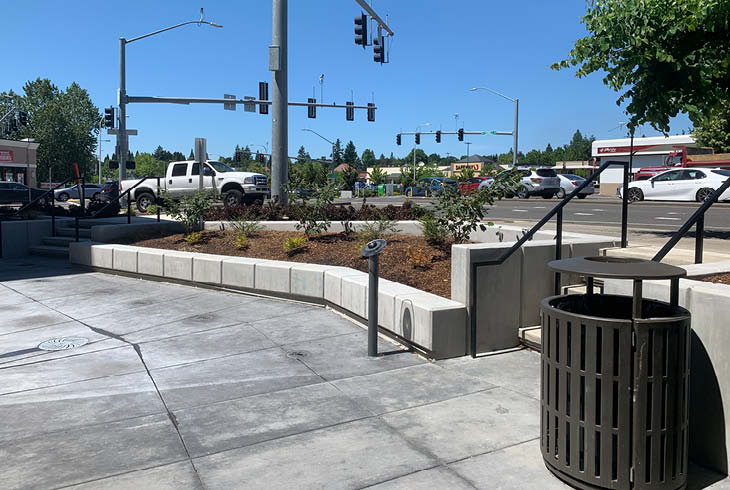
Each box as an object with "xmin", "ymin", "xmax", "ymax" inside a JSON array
[
  {"xmin": 405, "ymin": 177, "xmax": 458, "ymax": 197},
  {"xmin": 556, "ymin": 174, "xmax": 594, "ymax": 199},
  {"xmin": 458, "ymin": 176, "xmax": 491, "ymax": 195},
  {"xmin": 54, "ymin": 184, "xmax": 104, "ymax": 202},
  {"xmin": 0, "ymin": 182, "xmax": 49, "ymax": 206},
  {"xmin": 619, "ymin": 168, "xmax": 730, "ymax": 202}
]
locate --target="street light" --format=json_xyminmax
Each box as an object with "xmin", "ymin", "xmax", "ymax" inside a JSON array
[
  {"xmin": 117, "ymin": 9, "xmax": 223, "ymax": 181},
  {"xmin": 470, "ymin": 87, "xmax": 519, "ymax": 167},
  {"xmin": 413, "ymin": 122, "xmax": 430, "ymax": 184},
  {"xmin": 301, "ymin": 128, "xmax": 336, "ymax": 167}
]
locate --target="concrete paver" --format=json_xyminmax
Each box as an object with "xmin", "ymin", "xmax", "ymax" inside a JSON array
[{"xmin": 1, "ymin": 257, "xmax": 728, "ymax": 489}]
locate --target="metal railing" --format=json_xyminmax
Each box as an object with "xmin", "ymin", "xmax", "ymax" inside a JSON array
[
  {"xmin": 652, "ymin": 175, "xmax": 730, "ymax": 264},
  {"xmin": 469, "ymin": 160, "xmax": 627, "ymax": 357},
  {"xmin": 73, "ymin": 176, "xmax": 161, "ymax": 241},
  {"xmin": 0, "ymin": 176, "xmax": 76, "ymax": 258}
]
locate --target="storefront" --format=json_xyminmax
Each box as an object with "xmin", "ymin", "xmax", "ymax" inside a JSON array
[{"xmin": 0, "ymin": 138, "xmax": 39, "ymax": 188}]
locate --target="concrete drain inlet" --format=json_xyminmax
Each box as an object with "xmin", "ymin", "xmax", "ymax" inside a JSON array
[
  {"xmin": 287, "ymin": 351, "xmax": 308, "ymax": 359},
  {"xmin": 38, "ymin": 337, "xmax": 89, "ymax": 351}
]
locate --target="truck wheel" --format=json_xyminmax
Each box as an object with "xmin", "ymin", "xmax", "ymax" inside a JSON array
[
  {"xmin": 224, "ymin": 189, "xmax": 243, "ymax": 206},
  {"xmin": 136, "ymin": 192, "xmax": 155, "ymax": 213}
]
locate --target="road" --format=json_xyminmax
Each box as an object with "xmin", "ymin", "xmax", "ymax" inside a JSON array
[{"xmin": 347, "ymin": 195, "xmax": 730, "ymax": 232}]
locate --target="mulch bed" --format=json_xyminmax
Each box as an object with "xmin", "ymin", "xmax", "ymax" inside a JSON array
[
  {"xmin": 120, "ymin": 230, "xmax": 452, "ymax": 298},
  {"xmin": 697, "ymin": 273, "xmax": 730, "ymax": 285}
]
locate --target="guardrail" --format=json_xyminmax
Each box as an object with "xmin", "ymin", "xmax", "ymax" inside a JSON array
[
  {"xmin": 73, "ymin": 176, "xmax": 161, "ymax": 241},
  {"xmin": 652, "ymin": 175, "xmax": 730, "ymax": 264},
  {"xmin": 469, "ymin": 160, "xmax": 628, "ymax": 357}
]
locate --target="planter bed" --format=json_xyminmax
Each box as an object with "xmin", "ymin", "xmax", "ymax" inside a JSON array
[
  {"xmin": 697, "ymin": 272, "xmax": 730, "ymax": 285},
  {"xmin": 117, "ymin": 229, "xmax": 452, "ymax": 298}
]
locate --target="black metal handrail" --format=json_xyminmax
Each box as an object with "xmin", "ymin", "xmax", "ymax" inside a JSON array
[
  {"xmin": 469, "ymin": 160, "xmax": 628, "ymax": 357},
  {"xmin": 12, "ymin": 176, "xmax": 76, "ymax": 216},
  {"xmin": 73, "ymin": 176, "xmax": 161, "ymax": 241},
  {"xmin": 653, "ymin": 175, "xmax": 730, "ymax": 264}
]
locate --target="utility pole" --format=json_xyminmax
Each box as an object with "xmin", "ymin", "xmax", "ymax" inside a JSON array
[
  {"xmin": 271, "ymin": 0, "xmax": 288, "ymax": 205},
  {"xmin": 119, "ymin": 38, "xmax": 128, "ymax": 181},
  {"xmin": 513, "ymin": 98, "xmax": 519, "ymax": 167}
]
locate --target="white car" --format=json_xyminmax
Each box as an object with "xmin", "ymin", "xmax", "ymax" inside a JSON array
[
  {"xmin": 619, "ymin": 168, "xmax": 730, "ymax": 202},
  {"xmin": 556, "ymin": 174, "xmax": 594, "ymax": 199},
  {"xmin": 478, "ymin": 168, "xmax": 561, "ymax": 199}
]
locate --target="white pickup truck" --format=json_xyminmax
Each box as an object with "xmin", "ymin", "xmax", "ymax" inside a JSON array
[{"xmin": 121, "ymin": 160, "xmax": 269, "ymax": 212}]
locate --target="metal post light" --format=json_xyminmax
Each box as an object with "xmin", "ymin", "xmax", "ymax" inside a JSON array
[
  {"xmin": 301, "ymin": 128, "xmax": 335, "ymax": 168},
  {"xmin": 470, "ymin": 87, "xmax": 519, "ymax": 167},
  {"xmin": 413, "ymin": 122, "xmax": 430, "ymax": 184},
  {"xmin": 117, "ymin": 9, "xmax": 223, "ymax": 182},
  {"xmin": 361, "ymin": 238, "xmax": 387, "ymax": 357},
  {"xmin": 465, "ymin": 142, "xmax": 471, "ymax": 173}
]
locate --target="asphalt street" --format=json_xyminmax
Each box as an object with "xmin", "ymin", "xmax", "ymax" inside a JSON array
[{"xmin": 351, "ymin": 195, "xmax": 730, "ymax": 232}]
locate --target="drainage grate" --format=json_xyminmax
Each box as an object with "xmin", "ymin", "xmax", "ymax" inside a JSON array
[{"xmin": 38, "ymin": 337, "xmax": 89, "ymax": 351}]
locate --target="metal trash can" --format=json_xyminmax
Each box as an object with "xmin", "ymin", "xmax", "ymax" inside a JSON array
[{"xmin": 540, "ymin": 256, "xmax": 690, "ymax": 490}]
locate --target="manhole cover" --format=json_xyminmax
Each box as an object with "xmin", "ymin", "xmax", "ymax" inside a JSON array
[
  {"xmin": 287, "ymin": 351, "xmax": 309, "ymax": 359},
  {"xmin": 38, "ymin": 337, "xmax": 89, "ymax": 351}
]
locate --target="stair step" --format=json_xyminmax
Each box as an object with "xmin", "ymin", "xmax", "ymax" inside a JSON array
[
  {"xmin": 29, "ymin": 245, "xmax": 70, "ymax": 258},
  {"xmin": 41, "ymin": 236, "xmax": 78, "ymax": 247},
  {"xmin": 519, "ymin": 326, "xmax": 542, "ymax": 351},
  {"xmin": 56, "ymin": 227, "xmax": 91, "ymax": 238}
]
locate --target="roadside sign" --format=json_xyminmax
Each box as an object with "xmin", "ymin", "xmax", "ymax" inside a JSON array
[
  {"xmin": 107, "ymin": 129, "xmax": 138, "ymax": 135},
  {"xmin": 243, "ymin": 96, "xmax": 256, "ymax": 113},
  {"xmin": 224, "ymin": 94, "xmax": 236, "ymax": 111}
]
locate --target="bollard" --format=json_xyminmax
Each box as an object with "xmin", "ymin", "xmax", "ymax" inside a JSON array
[{"xmin": 360, "ymin": 239, "xmax": 387, "ymax": 357}]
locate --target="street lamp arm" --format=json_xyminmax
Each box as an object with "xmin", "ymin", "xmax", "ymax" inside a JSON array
[
  {"xmin": 470, "ymin": 87, "xmax": 516, "ymax": 103},
  {"xmin": 126, "ymin": 19, "xmax": 223, "ymax": 44},
  {"xmin": 301, "ymin": 128, "xmax": 335, "ymax": 145}
]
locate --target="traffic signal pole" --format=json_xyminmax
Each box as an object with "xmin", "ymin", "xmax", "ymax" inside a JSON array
[
  {"xmin": 118, "ymin": 38, "xmax": 128, "ymax": 181},
  {"xmin": 271, "ymin": 0, "xmax": 288, "ymax": 205}
]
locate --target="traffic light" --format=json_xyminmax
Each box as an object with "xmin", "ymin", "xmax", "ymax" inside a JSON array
[
  {"xmin": 367, "ymin": 103, "xmax": 375, "ymax": 122},
  {"xmin": 396, "ymin": 134, "xmax": 401, "ymax": 146},
  {"xmin": 104, "ymin": 107, "xmax": 114, "ymax": 128},
  {"xmin": 415, "ymin": 133, "xmax": 420, "ymax": 145},
  {"xmin": 126, "ymin": 160, "xmax": 135, "ymax": 170},
  {"xmin": 354, "ymin": 13, "xmax": 367, "ymax": 46},
  {"xmin": 458, "ymin": 128, "xmax": 464, "ymax": 141},
  {"xmin": 346, "ymin": 101, "xmax": 354, "ymax": 121},
  {"xmin": 259, "ymin": 153, "xmax": 266, "ymax": 164},
  {"xmin": 307, "ymin": 98, "xmax": 316, "ymax": 119},
  {"xmin": 435, "ymin": 130, "xmax": 441, "ymax": 143},
  {"xmin": 235, "ymin": 151, "xmax": 241, "ymax": 162},
  {"xmin": 255, "ymin": 152, "xmax": 260, "ymax": 162},
  {"xmin": 259, "ymin": 82, "xmax": 269, "ymax": 114},
  {"xmin": 18, "ymin": 112, "xmax": 27, "ymax": 126},
  {"xmin": 373, "ymin": 34, "xmax": 384, "ymax": 63}
]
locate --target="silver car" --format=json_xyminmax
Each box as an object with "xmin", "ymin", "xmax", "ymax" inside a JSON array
[
  {"xmin": 54, "ymin": 184, "xmax": 104, "ymax": 202},
  {"xmin": 556, "ymin": 174, "xmax": 594, "ymax": 199},
  {"xmin": 479, "ymin": 168, "xmax": 561, "ymax": 199}
]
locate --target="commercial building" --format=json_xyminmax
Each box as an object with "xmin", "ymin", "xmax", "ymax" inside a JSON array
[
  {"xmin": 451, "ymin": 155, "xmax": 496, "ymax": 175},
  {"xmin": 0, "ymin": 138, "xmax": 39, "ymax": 187},
  {"xmin": 592, "ymin": 134, "xmax": 696, "ymax": 195}
]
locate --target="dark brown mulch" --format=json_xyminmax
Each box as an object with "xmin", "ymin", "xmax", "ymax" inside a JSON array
[
  {"xmin": 697, "ymin": 273, "xmax": 730, "ymax": 285},
  {"xmin": 120, "ymin": 230, "xmax": 452, "ymax": 298}
]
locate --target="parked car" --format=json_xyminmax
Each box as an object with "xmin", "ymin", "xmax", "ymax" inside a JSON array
[
  {"xmin": 54, "ymin": 184, "xmax": 104, "ymax": 202},
  {"xmin": 458, "ymin": 176, "xmax": 491, "ymax": 194},
  {"xmin": 98, "ymin": 181, "xmax": 120, "ymax": 203},
  {"xmin": 556, "ymin": 174, "xmax": 594, "ymax": 199},
  {"xmin": 405, "ymin": 177, "xmax": 458, "ymax": 197},
  {"xmin": 634, "ymin": 166, "xmax": 671, "ymax": 181},
  {"xmin": 619, "ymin": 168, "xmax": 730, "ymax": 202},
  {"xmin": 120, "ymin": 160, "xmax": 270, "ymax": 212},
  {"xmin": 0, "ymin": 182, "xmax": 49, "ymax": 206},
  {"xmin": 479, "ymin": 168, "xmax": 561, "ymax": 199}
]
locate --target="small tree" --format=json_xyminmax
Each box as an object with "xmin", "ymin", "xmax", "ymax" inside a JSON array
[
  {"xmin": 161, "ymin": 190, "xmax": 213, "ymax": 235},
  {"xmin": 336, "ymin": 165, "xmax": 360, "ymax": 191},
  {"xmin": 458, "ymin": 167, "xmax": 475, "ymax": 181},
  {"xmin": 368, "ymin": 165, "xmax": 387, "ymax": 185},
  {"xmin": 295, "ymin": 183, "xmax": 338, "ymax": 237}
]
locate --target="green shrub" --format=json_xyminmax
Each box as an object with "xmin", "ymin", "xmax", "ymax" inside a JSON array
[
  {"xmin": 161, "ymin": 190, "xmax": 213, "ymax": 234},
  {"xmin": 230, "ymin": 218, "xmax": 262, "ymax": 237},
  {"xmin": 425, "ymin": 185, "xmax": 502, "ymax": 244},
  {"xmin": 283, "ymin": 235, "xmax": 308, "ymax": 255},
  {"xmin": 234, "ymin": 233, "xmax": 249, "ymax": 250},
  {"xmin": 359, "ymin": 217, "xmax": 399, "ymax": 242},
  {"xmin": 295, "ymin": 183, "xmax": 338, "ymax": 237},
  {"xmin": 419, "ymin": 215, "xmax": 449, "ymax": 245},
  {"xmin": 183, "ymin": 231, "xmax": 203, "ymax": 244},
  {"xmin": 146, "ymin": 204, "xmax": 159, "ymax": 215}
]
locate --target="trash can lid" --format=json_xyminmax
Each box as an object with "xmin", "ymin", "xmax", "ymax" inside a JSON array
[{"xmin": 548, "ymin": 256, "xmax": 687, "ymax": 280}]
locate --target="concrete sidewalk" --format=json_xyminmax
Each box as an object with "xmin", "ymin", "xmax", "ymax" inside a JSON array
[{"xmin": 0, "ymin": 257, "xmax": 728, "ymax": 489}]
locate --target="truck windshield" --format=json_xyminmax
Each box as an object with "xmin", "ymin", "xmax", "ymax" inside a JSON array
[{"xmin": 207, "ymin": 161, "xmax": 234, "ymax": 173}]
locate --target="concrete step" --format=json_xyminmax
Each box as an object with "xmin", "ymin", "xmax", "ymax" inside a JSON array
[
  {"xmin": 41, "ymin": 236, "xmax": 78, "ymax": 247},
  {"xmin": 602, "ymin": 245, "xmax": 730, "ymax": 266},
  {"xmin": 56, "ymin": 227, "xmax": 91, "ymax": 238},
  {"xmin": 29, "ymin": 245, "xmax": 69, "ymax": 258},
  {"xmin": 519, "ymin": 326, "xmax": 541, "ymax": 351}
]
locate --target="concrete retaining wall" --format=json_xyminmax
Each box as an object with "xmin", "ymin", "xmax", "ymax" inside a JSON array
[
  {"xmin": 452, "ymin": 236, "xmax": 617, "ymax": 355},
  {"xmin": 604, "ymin": 260, "xmax": 730, "ymax": 474},
  {"xmin": 0, "ymin": 218, "xmax": 72, "ymax": 258},
  {"xmin": 68, "ymin": 242, "xmax": 468, "ymax": 359},
  {"xmin": 90, "ymin": 220, "xmax": 184, "ymax": 242}
]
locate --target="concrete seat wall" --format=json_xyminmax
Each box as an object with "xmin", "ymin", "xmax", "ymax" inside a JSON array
[{"xmin": 0, "ymin": 219, "xmax": 72, "ymax": 258}]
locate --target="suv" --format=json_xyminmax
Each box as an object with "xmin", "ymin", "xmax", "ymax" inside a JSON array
[
  {"xmin": 405, "ymin": 177, "xmax": 458, "ymax": 197},
  {"xmin": 479, "ymin": 168, "xmax": 561, "ymax": 199}
]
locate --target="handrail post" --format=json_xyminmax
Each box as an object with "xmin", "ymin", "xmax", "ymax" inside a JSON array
[
  {"xmin": 51, "ymin": 188, "xmax": 56, "ymax": 236},
  {"xmin": 554, "ymin": 207, "xmax": 563, "ymax": 296},
  {"xmin": 127, "ymin": 195, "xmax": 132, "ymax": 224},
  {"xmin": 75, "ymin": 216, "xmax": 79, "ymax": 242},
  {"xmin": 695, "ymin": 215, "xmax": 704, "ymax": 264},
  {"xmin": 621, "ymin": 161, "xmax": 629, "ymax": 248},
  {"xmin": 157, "ymin": 177, "xmax": 161, "ymax": 222}
]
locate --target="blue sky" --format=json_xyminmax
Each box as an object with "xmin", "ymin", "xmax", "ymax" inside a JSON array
[{"xmin": 2, "ymin": 0, "xmax": 692, "ymax": 162}]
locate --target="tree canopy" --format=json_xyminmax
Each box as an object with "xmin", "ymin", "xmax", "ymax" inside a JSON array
[{"xmin": 552, "ymin": 0, "xmax": 730, "ymax": 133}]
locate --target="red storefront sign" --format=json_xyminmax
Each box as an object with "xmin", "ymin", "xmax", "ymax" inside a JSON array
[
  {"xmin": 0, "ymin": 150, "xmax": 13, "ymax": 162},
  {"xmin": 597, "ymin": 145, "xmax": 654, "ymax": 154}
]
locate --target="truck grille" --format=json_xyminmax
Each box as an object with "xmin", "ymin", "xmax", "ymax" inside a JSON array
[{"xmin": 255, "ymin": 176, "xmax": 268, "ymax": 186}]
